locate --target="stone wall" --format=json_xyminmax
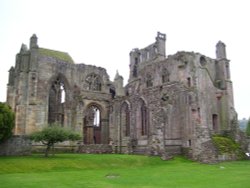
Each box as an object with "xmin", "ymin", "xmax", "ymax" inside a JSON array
[
  {"xmin": 0, "ymin": 136, "xmax": 31, "ymax": 156},
  {"xmin": 78, "ymin": 144, "xmax": 113, "ymax": 154}
]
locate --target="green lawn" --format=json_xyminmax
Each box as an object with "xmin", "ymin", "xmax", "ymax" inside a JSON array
[{"xmin": 0, "ymin": 154, "xmax": 249, "ymax": 188}]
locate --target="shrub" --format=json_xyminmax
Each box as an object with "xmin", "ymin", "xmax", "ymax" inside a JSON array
[{"xmin": 0, "ymin": 102, "xmax": 15, "ymax": 143}]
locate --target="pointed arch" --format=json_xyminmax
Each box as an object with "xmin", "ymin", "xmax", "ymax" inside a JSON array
[
  {"xmin": 47, "ymin": 73, "xmax": 70, "ymax": 126},
  {"xmin": 83, "ymin": 103, "xmax": 103, "ymax": 144},
  {"xmin": 137, "ymin": 98, "xmax": 148, "ymax": 136},
  {"xmin": 120, "ymin": 101, "xmax": 130, "ymax": 137}
]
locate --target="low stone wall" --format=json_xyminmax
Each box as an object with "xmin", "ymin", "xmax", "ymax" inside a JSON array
[
  {"xmin": 78, "ymin": 144, "xmax": 113, "ymax": 154},
  {"xmin": 0, "ymin": 135, "xmax": 31, "ymax": 156},
  {"xmin": 32, "ymin": 141, "xmax": 80, "ymax": 153},
  {"xmin": 32, "ymin": 145, "xmax": 78, "ymax": 153}
]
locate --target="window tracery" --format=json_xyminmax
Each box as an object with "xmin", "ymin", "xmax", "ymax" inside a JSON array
[
  {"xmin": 48, "ymin": 77, "xmax": 66, "ymax": 125},
  {"xmin": 85, "ymin": 73, "xmax": 102, "ymax": 91}
]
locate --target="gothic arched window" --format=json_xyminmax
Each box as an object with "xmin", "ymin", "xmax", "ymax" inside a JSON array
[
  {"xmin": 85, "ymin": 73, "xmax": 102, "ymax": 91},
  {"xmin": 48, "ymin": 77, "xmax": 66, "ymax": 125},
  {"xmin": 138, "ymin": 99, "xmax": 148, "ymax": 136},
  {"xmin": 121, "ymin": 102, "xmax": 130, "ymax": 137}
]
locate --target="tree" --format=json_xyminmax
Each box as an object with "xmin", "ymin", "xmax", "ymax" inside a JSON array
[
  {"xmin": 246, "ymin": 118, "xmax": 250, "ymax": 137},
  {"xmin": 0, "ymin": 102, "xmax": 15, "ymax": 143},
  {"xmin": 29, "ymin": 124, "xmax": 81, "ymax": 157}
]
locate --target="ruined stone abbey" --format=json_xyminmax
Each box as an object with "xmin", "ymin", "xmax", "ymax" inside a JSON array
[{"xmin": 7, "ymin": 33, "xmax": 239, "ymax": 161}]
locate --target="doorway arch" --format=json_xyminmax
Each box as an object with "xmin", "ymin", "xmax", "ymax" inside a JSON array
[{"xmin": 83, "ymin": 105, "xmax": 102, "ymax": 144}]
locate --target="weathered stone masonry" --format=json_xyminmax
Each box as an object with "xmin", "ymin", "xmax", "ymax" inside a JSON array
[{"xmin": 7, "ymin": 33, "xmax": 238, "ymax": 161}]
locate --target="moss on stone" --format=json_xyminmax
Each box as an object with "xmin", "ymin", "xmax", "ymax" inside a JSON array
[
  {"xmin": 212, "ymin": 135, "xmax": 245, "ymax": 159},
  {"xmin": 39, "ymin": 48, "xmax": 74, "ymax": 64}
]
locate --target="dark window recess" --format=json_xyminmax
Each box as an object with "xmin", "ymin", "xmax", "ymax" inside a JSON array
[
  {"xmin": 187, "ymin": 77, "xmax": 191, "ymax": 87},
  {"xmin": 141, "ymin": 101, "xmax": 148, "ymax": 136},
  {"xmin": 133, "ymin": 58, "xmax": 138, "ymax": 77},
  {"xmin": 212, "ymin": 114, "xmax": 218, "ymax": 131},
  {"xmin": 121, "ymin": 103, "xmax": 130, "ymax": 137},
  {"xmin": 48, "ymin": 77, "xmax": 66, "ymax": 126},
  {"xmin": 146, "ymin": 74, "xmax": 153, "ymax": 87}
]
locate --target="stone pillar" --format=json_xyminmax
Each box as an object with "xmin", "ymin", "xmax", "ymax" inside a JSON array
[
  {"xmin": 114, "ymin": 71, "xmax": 125, "ymax": 96},
  {"xmin": 101, "ymin": 119, "xmax": 109, "ymax": 144},
  {"xmin": 149, "ymin": 108, "xmax": 166, "ymax": 156}
]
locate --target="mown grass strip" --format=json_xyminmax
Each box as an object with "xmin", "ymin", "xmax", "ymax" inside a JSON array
[{"xmin": 0, "ymin": 154, "xmax": 249, "ymax": 188}]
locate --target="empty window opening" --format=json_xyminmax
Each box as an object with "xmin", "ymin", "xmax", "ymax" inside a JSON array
[
  {"xmin": 154, "ymin": 46, "xmax": 158, "ymax": 53},
  {"xmin": 135, "ymin": 57, "xmax": 138, "ymax": 64},
  {"xmin": 48, "ymin": 77, "xmax": 66, "ymax": 126},
  {"xmin": 200, "ymin": 56, "xmax": 207, "ymax": 66},
  {"xmin": 109, "ymin": 88, "xmax": 116, "ymax": 99},
  {"xmin": 212, "ymin": 114, "xmax": 218, "ymax": 131},
  {"xmin": 94, "ymin": 108, "xmax": 100, "ymax": 127},
  {"xmin": 133, "ymin": 59, "xmax": 138, "ymax": 78},
  {"xmin": 146, "ymin": 51, "xmax": 150, "ymax": 60},
  {"xmin": 141, "ymin": 101, "xmax": 148, "ymax": 136},
  {"xmin": 146, "ymin": 74, "xmax": 153, "ymax": 87},
  {"xmin": 226, "ymin": 63, "xmax": 230, "ymax": 79},
  {"xmin": 187, "ymin": 77, "xmax": 191, "ymax": 87},
  {"xmin": 85, "ymin": 106, "xmax": 101, "ymax": 127},
  {"xmin": 121, "ymin": 103, "xmax": 130, "ymax": 137},
  {"xmin": 162, "ymin": 68, "xmax": 170, "ymax": 83},
  {"xmin": 60, "ymin": 85, "xmax": 65, "ymax": 103}
]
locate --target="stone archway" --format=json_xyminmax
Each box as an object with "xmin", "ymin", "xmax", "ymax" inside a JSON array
[{"xmin": 83, "ymin": 105, "xmax": 102, "ymax": 144}]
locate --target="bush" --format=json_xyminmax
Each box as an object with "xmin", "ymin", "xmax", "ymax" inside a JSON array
[{"xmin": 0, "ymin": 102, "xmax": 15, "ymax": 143}]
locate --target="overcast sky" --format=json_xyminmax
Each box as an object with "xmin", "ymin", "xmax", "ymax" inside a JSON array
[{"xmin": 0, "ymin": 0, "xmax": 249, "ymax": 119}]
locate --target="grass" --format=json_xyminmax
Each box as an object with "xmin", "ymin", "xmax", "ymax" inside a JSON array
[
  {"xmin": 0, "ymin": 154, "xmax": 250, "ymax": 188},
  {"xmin": 39, "ymin": 48, "xmax": 74, "ymax": 64}
]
